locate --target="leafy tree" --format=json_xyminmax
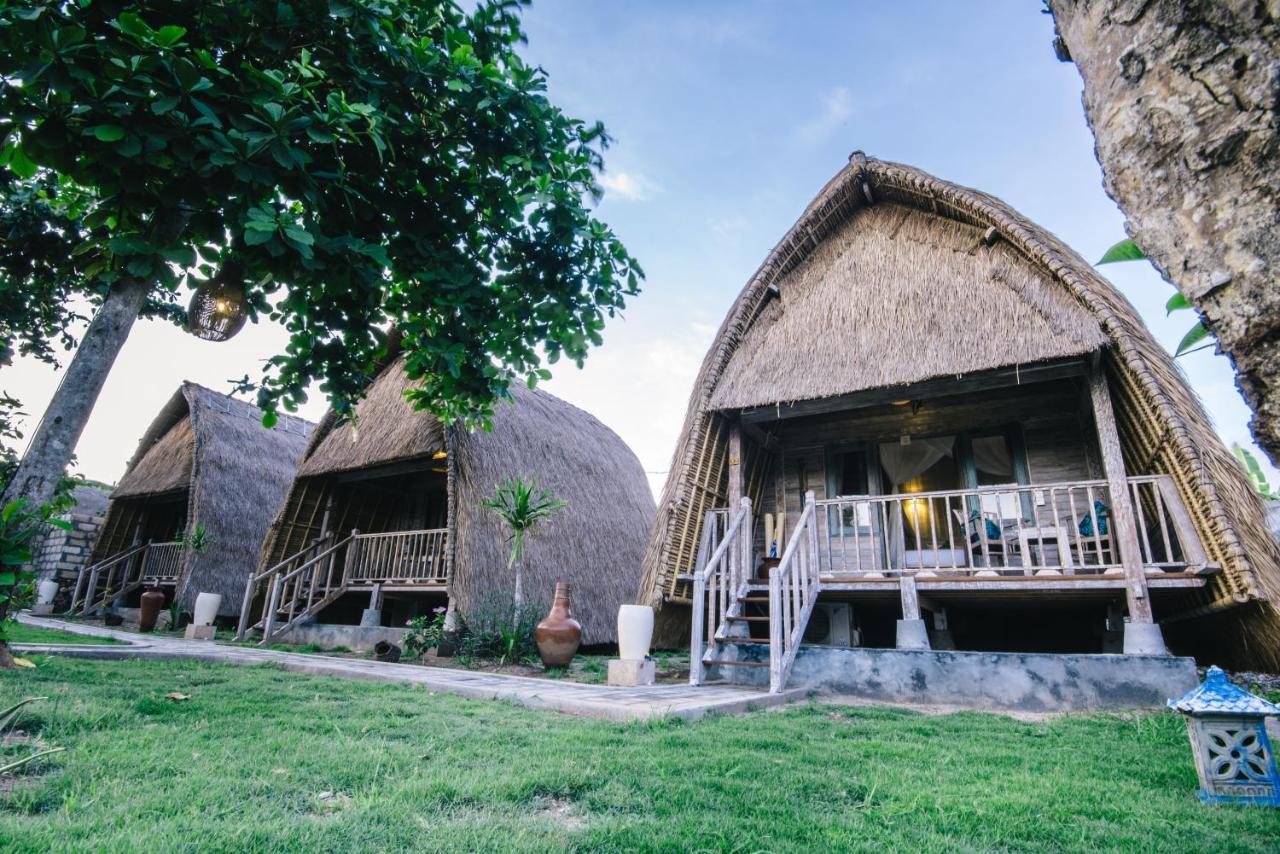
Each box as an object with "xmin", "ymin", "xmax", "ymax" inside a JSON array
[
  {"xmin": 480, "ymin": 475, "xmax": 565, "ymax": 609},
  {"xmin": 0, "ymin": 0, "xmax": 642, "ymax": 513}
]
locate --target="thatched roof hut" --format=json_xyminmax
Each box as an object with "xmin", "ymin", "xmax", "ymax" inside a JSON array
[
  {"xmin": 89, "ymin": 383, "xmax": 314, "ymax": 615},
  {"xmin": 639, "ymin": 154, "xmax": 1280, "ymax": 668},
  {"xmin": 256, "ymin": 358, "xmax": 655, "ymax": 644}
]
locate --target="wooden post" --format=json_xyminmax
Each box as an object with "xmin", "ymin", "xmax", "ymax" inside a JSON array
[
  {"xmin": 899, "ymin": 574, "xmax": 921, "ymax": 622},
  {"xmin": 1088, "ymin": 360, "xmax": 1154, "ymax": 624},
  {"xmin": 728, "ymin": 420, "xmax": 744, "ymax": 510}
]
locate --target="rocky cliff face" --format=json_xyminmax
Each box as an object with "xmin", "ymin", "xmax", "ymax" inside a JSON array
[{"xmin": 1049, "ymin": 0, "xmax": 1280, "ymax": 462}]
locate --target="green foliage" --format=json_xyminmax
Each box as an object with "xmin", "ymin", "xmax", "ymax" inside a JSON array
[
  {"xmin": 1096, "ymin": 235, "xmax": 1211, "ymax": 358},
  {"xmin": 0, "ymin": 499, "xmax": 69, "ymax": 644},
  {"xmin": 454, "ymin": 591, "xmax": 542, "ymax": 664},
  {"xmin": 1174, "ymin": 320, "xmax": 1210, "ymax": 357},
  {"xmin": 480, "ymin": 475, "xmax": 565, "ymax": 571},
  {"xmin": 0, "ymin": 0, "xmax": 642, "ymax": 427},
  {"xmin": 1232, "ymin": 443, "xmax": 1280, "ymax": 500},
  {"xmin": 403, "ymin": 606, "xmax": 450, "ymax": 659},
  {"xmin": 1096, "ymin": 237, "xmax": 1146, "ymax": 264},
  {"xmin": 180, "ymin": 523, "xmax": 212, "ymax": 553}
]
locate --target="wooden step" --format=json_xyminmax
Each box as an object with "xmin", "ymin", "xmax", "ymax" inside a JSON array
[
  {"xmin": 738, "ymin": 596, "xmax": 770, "ymax": 604},
  {"xmin": 726, "ymin": 615, "xmax": 769, "ymax": 622},
  {"xmin": 703, "ymin": 659, "xmax": 769, "ymax": 668}
]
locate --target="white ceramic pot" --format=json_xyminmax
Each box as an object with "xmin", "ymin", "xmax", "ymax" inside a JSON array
[
  {"xmin": 36, "ymin": 579, "xmax": 59, "ymax": 605},
  {"xmin": 617, "ymin": 604, "xmax": 654, "ymax": 661},
  {"xmin": 193, "ymin": 592, "xmax": 223, "ymax": 626}
]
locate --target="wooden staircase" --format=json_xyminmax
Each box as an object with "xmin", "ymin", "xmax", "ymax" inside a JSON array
[
  {"xmin": 67, "ymin": 541, "xmax": 183, "ymax": 616},
  {"xmin": 235, "ymin": 533, "xmax": 353, "ymax": 644},
  {"xmin": 689, "ymin": 492, "xmax": 823, "ymax": 693}
]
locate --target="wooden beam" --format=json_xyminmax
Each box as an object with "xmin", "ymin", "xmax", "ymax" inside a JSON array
[
  {"xmin": 738, "ymin": 358, "xmax": 1089, "ymax": 424},
  {"xmin": 1088, "ymin": 361, "xmax": 1154, "ymax": 623},
  {"xmin": 728, "ymin": 420, "xmax": 744, "ymax": 509},
  {"xmin": 1154, "ymin": 475, "xmax": 1209, "ymax": 569}
]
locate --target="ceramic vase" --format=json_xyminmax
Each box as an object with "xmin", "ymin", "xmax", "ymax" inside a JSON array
[
  {"xmin": 138, "ymin": 589, "xmax": 165, "ymax": 633},
  {"xmin": 536, "ymin": 582, "xmax": 582, "ymax": 667},
  {"xmin": 36, "ymin": 580, "xmax": 59, "ymax": 605},
  {"xmin": 617, "ymin": 604, "xmax": 654, "ymax": 661},
  {"xmin": 193, "ymin": 592, "xmax": 222, "ymax": 626}
]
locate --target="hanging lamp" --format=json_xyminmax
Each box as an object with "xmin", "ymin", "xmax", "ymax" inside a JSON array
[{"xmin": 187, "ymin": 262, "xmax": 248, "ymax": 342}]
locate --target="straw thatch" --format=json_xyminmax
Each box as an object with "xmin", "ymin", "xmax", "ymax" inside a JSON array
[
  {"xmin": 639, "ymin": 153, "xmax": 1280, "ymax": 667},
  {"xmin": 260, "ymin": 359, "xmax": 656, "ymax": 644},
  {"xmin": 91, "ymin": 383, "xmax": 314, "ymax": 615},
  {"xmin": 709, "ymin": 205, "xmax": 1108, "ymax": 409}
]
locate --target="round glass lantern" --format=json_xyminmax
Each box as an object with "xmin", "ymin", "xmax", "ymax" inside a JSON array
[{"xmin": 187, "ymin": 271, "xmax": 248, "ymax": 342}]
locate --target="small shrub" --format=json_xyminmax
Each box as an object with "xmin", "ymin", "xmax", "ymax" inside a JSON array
[
  {"xmin": 403, "ymin": 607, "xmax": 450, "ymax": 659},
  {"xmin": 456, "ymin": 591, "xmax": 543, "ymax": 665}
]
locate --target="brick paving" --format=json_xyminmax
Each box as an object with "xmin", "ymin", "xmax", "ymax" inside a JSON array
[{"xmin": 14, "ymin": 615, "xmax": 801, "ymax": 721}]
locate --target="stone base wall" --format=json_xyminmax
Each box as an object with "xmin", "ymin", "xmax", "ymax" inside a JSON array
[
  {"xmin": 715, "ymin": 642, "xmax": 1199, "ymax": 711},
  {"xmin": 31, "ymin": 509, "xmax": 106, "ymax": 591}
]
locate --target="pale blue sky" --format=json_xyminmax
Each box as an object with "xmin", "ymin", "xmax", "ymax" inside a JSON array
[{"xmin": 8, "ymin": 1, "xmax": 1275, "ymax": 494}]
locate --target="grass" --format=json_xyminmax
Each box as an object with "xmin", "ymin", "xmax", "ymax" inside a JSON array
[
  {"xmin": 2, "ymin": 657, "xmax": 1278, "ymax": 852},
  {"xmin": 4, "ymin": 624, "xmax": 121, "ymax": 646}
]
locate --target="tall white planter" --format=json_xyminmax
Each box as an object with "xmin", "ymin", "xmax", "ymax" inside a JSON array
[
  {"xmin": 193, "ymin": 592, "xmax": 222, "ymax": 626},
  {"xmin": 617, "ymin": 604, "xmax": 654, "ymax": 661},
  {"xmin": 36, "ymin": 580, "xmax": 60, "ymax": 605}
]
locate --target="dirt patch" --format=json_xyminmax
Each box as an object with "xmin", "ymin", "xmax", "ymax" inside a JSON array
[{"xmin": 535, "ymin": 796, "xmax": 585, "ymax": 831}]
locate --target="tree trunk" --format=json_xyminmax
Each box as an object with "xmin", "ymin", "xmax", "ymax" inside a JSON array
[
  {"xmin": 1048, "ymin": 0, "xmax": 1280, "ymax": 464},
  {"xmin": 1, "ymin": 277, "xmax": 152, "ymax": 510}
]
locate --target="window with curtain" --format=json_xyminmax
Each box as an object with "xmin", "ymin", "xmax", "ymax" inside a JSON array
[{"xmin": 973, "ymin": 433, "xmax": 1022, "ymax": 519}]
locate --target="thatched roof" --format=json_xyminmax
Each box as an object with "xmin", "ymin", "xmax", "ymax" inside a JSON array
[
  {"xmin": 111, "ymin": 414, "xmax": 194, "ymax": 498},
  {"xmin": 639, "ymin": 153, "xmax": 1280, "ymax": 666},
  {"xmin": 263, "ymin": 359, "xmax": 655, "ymax": 644},
  {"xmin": 708, "ymin": 205, "xmax": 1107, "ymax": 410},
  {"xmin": 96, "ymin": 383, "xmax": 314, "ymax": 615},
  {"xmin": 297, "ymin": 361, "xmax": 445, "ymax": 477}
]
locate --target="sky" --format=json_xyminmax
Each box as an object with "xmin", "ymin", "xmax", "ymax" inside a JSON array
[{"xmin": 6, "ymin": 0, "xmax": 1277, "ymax": 496}]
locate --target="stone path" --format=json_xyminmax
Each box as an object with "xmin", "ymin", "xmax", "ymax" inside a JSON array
[{"xmin": 13, "ymin": 615, "xmax": 802, "ymax": 722}]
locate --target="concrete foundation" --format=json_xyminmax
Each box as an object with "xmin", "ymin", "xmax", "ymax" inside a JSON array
[
  {"xmin": 184, "ymin": 624, "xmax": 216, "ymax": 641},
  {"xmin": 713, "ymin": 642, "xmax": 1198, "ymax": 711},
  {"xmin": 284, "ymin": 622, "xmax": 408, "ymax": 653},
  {"xmin": 1122, "ymin": 621, "xmax": 1169, "ymax": 656},
  {"xmin": 895, "ymin": 619, "xmax": 931, "ymax": 650},
  {"xmin": 30, "ymin": 603, "xmax": 55, "ymax": 616},
  {"xmin": 608, "ymin": 659, "xmax": 656, "ymax": 687}
]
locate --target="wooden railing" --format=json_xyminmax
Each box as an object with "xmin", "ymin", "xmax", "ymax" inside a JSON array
[
  {"xmin": 813, "ymin": 475, "xmax": 1205, "ymax": 577},
  {"xmin": 769, "ymin": 491, "xmax": 821, "ymax": 693},
  {"xmin": 235, "ymin": 527, "xmax": 451, "ymax": 643},
  {"xmin": 690, "ymin": 497, "xmax": 753, "ymax": 686},
  {"xmin": 347, "ymin": 528, "xmax": 449, "ymax": 585},
  {"xmin": 70, "ymin": 540, "xmax": 183, "ymax": 615}
]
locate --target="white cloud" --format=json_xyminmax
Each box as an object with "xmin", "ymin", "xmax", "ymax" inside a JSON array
[
  {"xmin": 599, "ymin": 170, "xmax": 657, "ymax": 202},
  {"xmin": 794, "ymin": 86, "xmax": 855, "ymax": 146}
]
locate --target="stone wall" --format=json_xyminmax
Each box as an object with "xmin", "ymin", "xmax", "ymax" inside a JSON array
[{"xmin": 30, "ymin": 486, "xmax": 109, "ymax": 593}]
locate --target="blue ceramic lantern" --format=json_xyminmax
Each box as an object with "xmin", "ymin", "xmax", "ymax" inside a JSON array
[{"xmin": 1169, "ymin": 667, "xmax": 1280, "ymax": 807}]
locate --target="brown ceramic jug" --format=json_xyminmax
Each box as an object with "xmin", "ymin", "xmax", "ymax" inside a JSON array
[
  {"xmin": 535, "ymin": 581, "xmax": 582, "ymax": 667},
  {"xmin": 139, "ymin": 588, "xmax": 166, "ymax": 633}
]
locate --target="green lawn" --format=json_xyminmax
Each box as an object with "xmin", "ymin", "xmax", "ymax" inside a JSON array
[
  {"xmin": 5, "ymin": 623, "xmax": 121, "ymax": 646},
  {"xmin": 2, "ymin": 657, "xmax": 1277, "ymax": 852}
]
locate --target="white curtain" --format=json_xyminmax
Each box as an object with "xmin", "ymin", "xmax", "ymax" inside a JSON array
[
  {"xmin": 972, "ymin": 435, "xmax": 1014, "ymax": 480},
  {"xmin": 878, "ymin": 437, "xmax": 955, "ymax": 490}
]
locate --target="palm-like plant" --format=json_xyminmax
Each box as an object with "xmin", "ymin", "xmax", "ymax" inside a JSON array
[{"xmin": 480, "ymin": 476, "xmax": 566, "ymax": 608}]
